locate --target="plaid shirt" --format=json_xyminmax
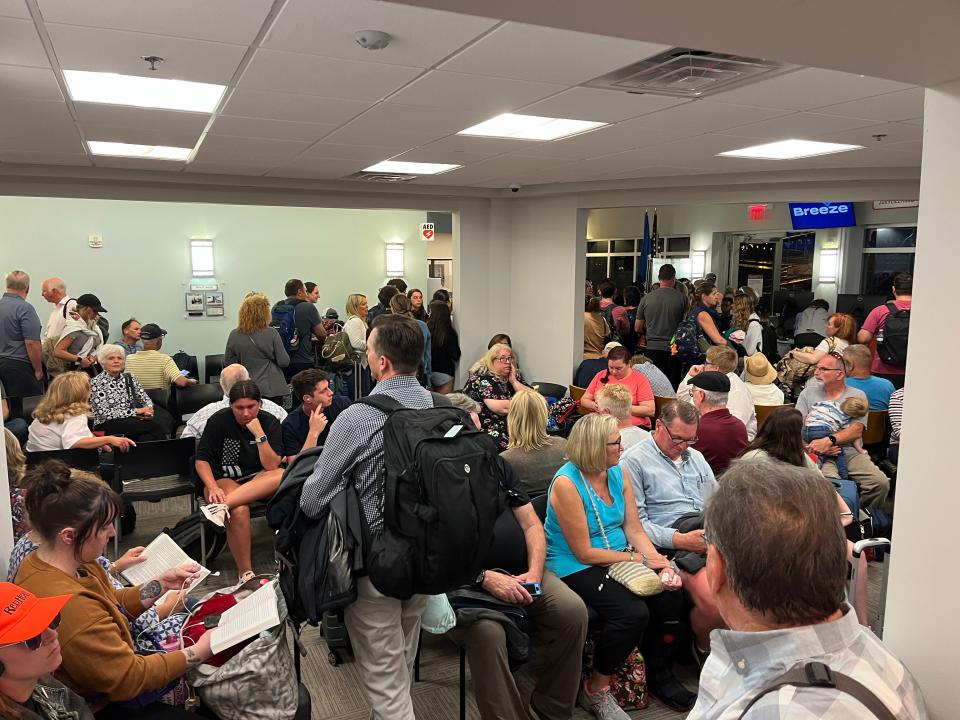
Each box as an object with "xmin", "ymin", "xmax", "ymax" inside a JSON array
[
  {"xmin": 299, "ymin": 374, "xmax": 434, "ymax": 530},
  {"xmin": 689, "ymin": 608, "xmax": 927, "ymax": 719}
]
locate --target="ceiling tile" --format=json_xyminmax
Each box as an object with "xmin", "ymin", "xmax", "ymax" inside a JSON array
[
  {"xmin": 411, "ymin": 133, "xmax": 530, "ymax": 156},
  {"xmin": 36, "ymin": 0, "xmax": 273, "ymax": 45},
  {"xmin": 75, "ymin": 103, "xmax": 210, "ymax": 138},
  {"xmin": 391, "ymin": 144, "xmax": 503, "ymax": 165},
  {"xmin": 186, "ymin": 160, "xmax": 275, "ymax": 176},
  {"xmin": 194, "ymin": 133, "xmax": 310, "ymax": 163},
  {"xmin": 0, "ymin": 64, "xmax": 62, "ymax": 101},
  {"xmin": 813, "ymin": 88, "xmax": 924, "ymax": 122},
  {"xmin": 520, "ymin": 87, "xmax": 689, "ymax": 123},
  {"xmin": 92, "ymin": 156, "xmax": 185, "ymax": 171},
  {"xmin": 266, "ymin": 156, "xmax": 367, "ymax": 180},
  {"xmin": 710, "ymin": 68, "xmax": 914, "ymax": 111},
  {"xmin": 511, "ymin": 120, "xmax": 681, "ymax": 160},
  {"xmin": 298, "ymin": 142, "xmax": 407, "ymax": 163},
  {"xmin": 264, "ymin": 0, "xmax": 499, "ymax": 68},
  {"xmin": 0, "ymin": 100, "xmax": 83, "ymax": 152},
  {"xmin": 222, "ymin": 88, "xmax": 371, "ymax": 125},
  {"xmin": 628, "ymin": 100, "xmax": 792, "ymax": 137},
  {"xmin": 320, "ymin": 102, "xmax": 489, "ymax": 147},
  {"xmin": 390, "ymin": 70, "xmax": 564, "ymax": 113},
  {"xmin": 0, "ymin": 17, "xmax": 48, "ymax": 67},
  {"xmin": 722, "ymin": 111, "xmax": 878, "ymax": 140},
  {"xmin": 210, "ymin": 115, "xmax": 337, "ymax": 143},
  {"xmin": 47, "ymin": 24, "xmax": 246, "ymax": 85},
  {"xmin": 240, "ymin": 49, "xmax": 422, "ymax": 100},
  {"xmin": 0, "ymin": 150, "xmax": 90, "ymax": 166},
  {"xmin": 83, "ymin": 123, "xmax": 202, "ymax": 148},
  {"xmin": 436, "ymin": 152, "xmax": 573, "ymax": 183},
  {"xmin": 439, "ymin": 22, "xmax": 669, "ymax": 85},
  {"xmin": 812, "ymin": 121, "xmax": 923, "ymax": 147},
  {"xmin": 0, "ymin": 0, "xmax": 28, "ymax": 18}
]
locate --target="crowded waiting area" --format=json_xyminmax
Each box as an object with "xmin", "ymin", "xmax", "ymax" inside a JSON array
[{"xmin": 0, "ymin": 1, "xmax": 950, "ymax": 719}]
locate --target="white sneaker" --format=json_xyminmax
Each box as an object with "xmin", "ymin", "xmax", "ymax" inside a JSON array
[
  {"xmin": 579, "ymin": 680, "xmax": 630, "ymax": 720},
  {"xmin": 201, "ymin": 503, "xmax": 230, "ymax": 528}
]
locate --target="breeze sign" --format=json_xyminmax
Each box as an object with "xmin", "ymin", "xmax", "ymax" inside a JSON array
[{"xmin": 789, "ymin": 202, "xmax": 856, "ymax": 230}]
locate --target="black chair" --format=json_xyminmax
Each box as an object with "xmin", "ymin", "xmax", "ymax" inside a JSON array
[
  {"xmin": 173, "ymin": 383, "xmax": 222, "ymax": 420},
  {"xmin": 204, "ymin": 354, "xmax": 225, "ymax": 385},
  {"xmin": 16, "ymin": 395, "xmax": 43, "ymax": 423},
  {"xmin": 145, "ymin": 386, "xmax": 174, "ymax": 414},
  {"xmin": 532, "ymin": 382, "xmax": 566, "ymax": 400},
  {"xmin": 109, "ymin": 438, "xmax": 200, "ymax": 556},
  {"xmin": 172, "ymin": 351, "xmax": 199, "ymax": 381},
  {"xmin": 24, "ymin": 447, "xmax": 101, "ymax": 472}
]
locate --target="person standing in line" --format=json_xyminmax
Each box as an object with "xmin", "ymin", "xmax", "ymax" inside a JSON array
[
  {"xmin": 225, "ymin": 292, "xmax": 290, "ymax": 407},
  {"xmin": 636, "ymin": 264, "xmax": 687, "ymax": 388},
  {"xmin": 39, "ymin": 277, "xmax": 76, "ymax": 345},
  {"xmin": 856, "ymin": 272, "xmax": 912, "ymax": 390},
  {"xmin": 0, "ymin": 271, "xmax": 45, "ymax": 408}
]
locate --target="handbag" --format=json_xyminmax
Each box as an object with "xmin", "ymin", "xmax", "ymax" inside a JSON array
[
  {"xmin": 187, "ymin": 576, "xmax": 299, "ymax": 720},
  {"xmin": 581, "ymin": 477, "xmax": 663, "ymax": 597}
]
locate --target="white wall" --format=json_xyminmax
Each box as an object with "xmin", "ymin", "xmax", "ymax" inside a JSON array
[{"xmin": 0, "ymin": 196, "xmax": 428, "ymax": 367}]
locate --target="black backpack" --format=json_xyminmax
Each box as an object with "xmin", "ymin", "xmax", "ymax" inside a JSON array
[
  {"xmin": 266, "ymin": 446, "xmax": 364, "ymax": 625},
  {"xmin": 600, "ymin": 303, "xmax": 621, "ymax": 343},
  {"xmin": 751, "ymin": 318, "xmax": 782, "ymax": 364},
  {"xmin": 876, "ymin": 302, "xmax": 909, "ymax": 366},
  {"xmin": 163, "ymin": 511, "xmax": 227, "ymax": 564},
  {"xmin": 358, "ymin": 394, "xmax": 506, "ymax": 600}
]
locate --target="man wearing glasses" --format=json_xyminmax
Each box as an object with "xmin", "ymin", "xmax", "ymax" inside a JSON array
[
  {"xmin": 795, "ymin": 352, "xmax": 890, "ymax": 510},
  {"xmin": 620, "ymin": 400, "xmax": 724, "ymax": 664}
]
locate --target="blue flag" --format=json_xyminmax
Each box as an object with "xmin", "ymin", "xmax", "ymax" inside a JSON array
[{"xmin": 637, "ymin": 211, "xmax": 651, "ymax": 285}]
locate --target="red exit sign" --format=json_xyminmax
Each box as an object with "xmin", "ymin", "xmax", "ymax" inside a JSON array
[{"xmin": 749, "ymin": 203, "xmax": 771, "ymax": 221}]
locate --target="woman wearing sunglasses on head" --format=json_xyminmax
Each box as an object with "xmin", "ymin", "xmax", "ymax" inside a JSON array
[
  {"xmin": 13, "ymin": 462, "xmax": 213, "ymax": 719},
  {"xmin": 0, "ymin": 580, "xmax": 92, "ymax": 720}
]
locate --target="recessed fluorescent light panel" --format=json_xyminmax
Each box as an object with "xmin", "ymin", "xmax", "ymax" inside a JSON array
[
  {"xmin": 457, "ymin": 113, "xmax": 607, "ymax": 141},
  {"xmin": 88, "ymin": 141, "xmax": 192, "ymax": 161},
  {"xmin": 363, "ymin": 160, "xmax": 461, "ymax": 175},
  {"xmin": 717, "ymin": 139, "xmax": 865, "ymax": 160},
  {"xmin": 63, "ymin": 70, "xmax": 226, "ymax": 113}
]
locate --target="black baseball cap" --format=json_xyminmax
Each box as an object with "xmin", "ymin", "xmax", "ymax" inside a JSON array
[
  {"xmin": 75, "ymin": 293, "xmax": 107, "ymax": 313},
  {"xmin": 689, "ymin": 371, "xmax": 730, "ymax": 392},
  {"xmin": 139, "ymin": 323, "xmax": 167, "ymax": 340}
]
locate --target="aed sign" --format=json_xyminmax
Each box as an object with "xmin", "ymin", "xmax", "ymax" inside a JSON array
[
  {"xmin": 788, "ymin": 202, "xmax": 856, "ymax": 230},
  {"xmin": 420, "ymin": 222, "xmax": 435, "ymax": 241}
]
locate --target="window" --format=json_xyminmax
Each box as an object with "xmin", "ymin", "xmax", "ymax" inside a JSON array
[
  {"xmin": 190, "ymin": 239, "xmax": 214, "ymax": 277},
  {"xmin": 584, "ymin": 235, "xmax": 692, "ymax": 291},
  {"xmin": 861, "ymin": 226, "xmax": 916, "ymax": 294},
  {"xmin": 385, "ymin": 243, "xmax": 405, "ymax": 277},
  {"xmin": 780, "ymin": 232, "xmax": 814, "ymax": 291}
]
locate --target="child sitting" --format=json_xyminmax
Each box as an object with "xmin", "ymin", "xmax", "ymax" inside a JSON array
[{"xmin": 802, "ymin": 396, "xmax": 869, "ymax": 479}]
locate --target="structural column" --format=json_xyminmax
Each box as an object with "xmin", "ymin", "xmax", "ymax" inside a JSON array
[{"xmin": 882, "ymin": 81, "xmax": 960, "ymax": 720}]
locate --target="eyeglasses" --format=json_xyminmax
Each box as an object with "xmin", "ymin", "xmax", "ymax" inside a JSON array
[
  {"xmin": 814, "ymin": 364, "xmax": 844, "ymax": 375},
  {"xmin": 606, "ymin": 438, "xmax": 623, "ymax": 449},
  {"xmin": 494, "ymin": 356, "xmax": 514, "ymax": 363},
  {"xmin": 0, "ymin": 613, "xmax": 61, "ymax": 651},
  {"xmin": 659, "ymin": 422, "xmax": 697, "ymax": 446}
]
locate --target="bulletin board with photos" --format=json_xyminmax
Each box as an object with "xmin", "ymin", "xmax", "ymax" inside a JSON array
[{"xmin": 184, "ymin": 282, "xmax": 225, "ymax": 318}]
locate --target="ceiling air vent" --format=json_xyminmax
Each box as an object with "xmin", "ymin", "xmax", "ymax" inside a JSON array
[
  {"xmin": 345, "ymin": 171, "xmax": 418, "ymax": 182},
  {"xmin": 586, "ymin": 48, "xmax": 795, "ymax": 98}
]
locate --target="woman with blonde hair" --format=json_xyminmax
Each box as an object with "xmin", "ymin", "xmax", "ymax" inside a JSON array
[
  {"xmin": 726, "ymin": 291, "xmax": 762, "ymax": 356},
  {"xmin": 464, "ymin": 343, "xmax": 533, "ymax": 451},
  {"xmin": 343, "ymin": 293, "xmax": 371, "ymax": 399},
  {"xmin": 225, "ymin": 292, "xmax": 289, "ymax": 406},
  {"xmin": 501, "ymin": 389, "xmax": 567, "ymax": 496},
  {"xmin": 25, "ymin": 372, "xmax": 134, "ymax": 453},
  {"xmin": 5, "ymin": 428, "xmax": 28, "ymax": 541},
  {"xmin": 50, "ymin": 294, "xmax": 106, "ymax": 378}
]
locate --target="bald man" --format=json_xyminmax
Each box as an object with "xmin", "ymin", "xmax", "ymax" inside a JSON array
[{"xmin": 40, "ymin": 277, "xmax": 76, "ymax": 343}]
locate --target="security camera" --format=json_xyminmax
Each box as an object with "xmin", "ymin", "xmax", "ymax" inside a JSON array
[
  {"xmin": 355, "ymin": 30, "xmax": 392, "ymax": 50},
  {"xmin": 509, "ymin": 184, "xmax": 521, "ymax": 193}
]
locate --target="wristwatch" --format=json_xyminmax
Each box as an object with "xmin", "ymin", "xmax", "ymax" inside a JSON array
[
  {"xmin": 474, "ymin": 569, "xmax": 486, "ymax": 587},
  {"xmin": 255, "ymin": 434, "xmax": 268, "ymax": 444},
  {"xmin": 827, "ymin": 434, "xmax": 837, "ymax": 446}
]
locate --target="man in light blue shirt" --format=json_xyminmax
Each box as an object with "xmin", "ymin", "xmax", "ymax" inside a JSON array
[
  {"xmin": 843, "ymin": 344, "xmax": 895, "ymax": 410},
  {"xmin": 620, "ymin": 399, "xmax": 723, "ymax": 659}
]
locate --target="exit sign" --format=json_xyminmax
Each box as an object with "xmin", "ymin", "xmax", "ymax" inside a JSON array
[{"xmin": 748, "ymin": 203, "xmax": 770, "ymax": 221}]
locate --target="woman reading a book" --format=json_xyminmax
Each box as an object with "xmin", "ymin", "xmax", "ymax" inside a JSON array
[{"xmin": 14, "ymin": 461, "xmax": 214, "ymax": 719}]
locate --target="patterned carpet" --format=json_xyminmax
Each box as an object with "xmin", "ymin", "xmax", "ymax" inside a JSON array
[{"xmin": 120, "ymin": 495, "xmax": 885, "ymax": 720}]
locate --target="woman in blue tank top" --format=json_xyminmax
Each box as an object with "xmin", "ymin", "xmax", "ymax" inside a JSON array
[{"xmin": 544, "ymin": 414, "xmax": 695, "ymax": 716}]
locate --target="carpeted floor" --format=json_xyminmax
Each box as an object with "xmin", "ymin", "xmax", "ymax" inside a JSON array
[{"xmin": 119, "ymin": 494, "xmax": 886, "ymax": 720}]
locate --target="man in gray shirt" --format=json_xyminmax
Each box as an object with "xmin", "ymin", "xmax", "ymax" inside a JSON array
[
  {"xmin": 0, "ymin": 270, "xmax": 44, "ymax": 406},
  {"xmin": 637, "ymin": 264, "xmax": 687, "ymax": 388}
]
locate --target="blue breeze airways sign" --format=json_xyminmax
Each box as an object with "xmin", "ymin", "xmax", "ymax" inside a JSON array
[{"xmin": 789, "ymin": 201, "xmax": 856, "ymax": 230}]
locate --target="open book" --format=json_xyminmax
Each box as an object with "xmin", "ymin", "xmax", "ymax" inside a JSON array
[
  {"xmin": 120, "ymin": 532, "xmax": 211, "ymax": 595},
  {"xmin": 209, "ymin": 579, "xmax": 281, "ymax": 654}
]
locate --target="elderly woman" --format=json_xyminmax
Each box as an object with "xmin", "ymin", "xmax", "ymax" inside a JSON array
[
  {"xmin": 464, "ymin": 343, "xmax": 533, "ymax": 452},
  {"xmin": 89, "ymin": 344, "xmax": 170, "ymax": 441},
  {"xmin": 25, "ymin": 372, "xmax": 134, "ymax": 453},
  {"xmin": 51, "ymin": 294, "xmax": 106, "ymax": 377},
  {"xmin": 0, "ymin": 580, "xmax": 94, "ymax": 720},
  {"xmin": 500, "ymin": 389, "xmax": 567, "ymax": 496},
  {"xmin": 544, "ymin": 414, "xmax": 693, "ymax": 715},
  {"xmin": 225, "ymin": 292, "xmax": 290, "ymax": 406},
  {"xmin": 15, "ymin": 462, "xmax": 212, "ymax": 718},
  {"xmin": 788, "ymin": 312, "xmax": 857, "ymax": 366}
]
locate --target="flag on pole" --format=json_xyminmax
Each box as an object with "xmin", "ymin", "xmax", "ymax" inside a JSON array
[
  {"xmin": 637, "ymin": 211, "xmax": 651, "ymax": 285},
  {"xmin": 651, "ymin": 210, "xmax": 659, "ymax": 258}
]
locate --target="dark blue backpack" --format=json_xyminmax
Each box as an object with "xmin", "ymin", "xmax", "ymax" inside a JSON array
[
  {"xmin": 271, "ymin": 301, "xmax": 300, "ymax": 354},
  {"xmin": 672, "ymin": 309, "xmax": 708, "ymax": 364}
]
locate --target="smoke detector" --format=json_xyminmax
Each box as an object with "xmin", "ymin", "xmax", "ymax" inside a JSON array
[{"xmin": 355, "ymin": 30, "xmax": 392, "ymax": 50}]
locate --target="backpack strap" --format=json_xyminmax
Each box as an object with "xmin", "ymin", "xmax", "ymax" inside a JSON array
[
  {"xmin": 356, "ymin": 394, "xmax": 404, "ymax": 415},
  {"xmin": 736, "ymin": 661, "xmax": 896, "ymax": 720},
  {"xmin": 430, "ymin": 392, "xmax": 452, "ymax": 407}
]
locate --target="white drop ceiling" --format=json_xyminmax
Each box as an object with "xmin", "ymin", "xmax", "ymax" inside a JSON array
[{"xmin": 0, "ymin": 0, "xmax": 924, "ymax": 190}]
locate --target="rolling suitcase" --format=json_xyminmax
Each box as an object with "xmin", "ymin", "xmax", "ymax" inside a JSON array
[
  {"xmin": 849, "ymin": 537, "xmax": 892, "ymax": 638},
  {"xmin": 321, "ymin": 610, "xmax": 352, "ymax": 666}
]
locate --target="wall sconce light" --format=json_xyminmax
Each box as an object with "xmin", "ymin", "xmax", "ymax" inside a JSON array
[
  {"xmin": 386, "ymin": 243, "xmax": 405, "ymax": 277},
  {"xmin": 691, "ymin": 250, "xmax": 706, "ymax": 280},
  {"xmin": 819, "ymin": 248, "xmax": 839, "ymax": 283},
  {"xmin": 190, "ymin": 239, "xmax": 214, "ymax": 277}
]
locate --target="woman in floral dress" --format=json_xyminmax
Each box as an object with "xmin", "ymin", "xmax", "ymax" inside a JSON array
[{"xmin": 464, "ymin": 343, "xmax": 533, "ymax": 451}]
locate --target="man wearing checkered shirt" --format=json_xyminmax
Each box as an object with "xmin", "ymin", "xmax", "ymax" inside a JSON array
[
  {"xmin": 689, "ymin": 458, "xmax": 926, "ymax": 719},
  {"xmin": 300, "ymin": 314, "xmax": 436, "ymax": 720}
]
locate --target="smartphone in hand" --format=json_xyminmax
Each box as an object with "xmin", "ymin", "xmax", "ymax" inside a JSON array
[{"xmin": 520, "ymin": 581, "xmax": 542, "ymax": 596}]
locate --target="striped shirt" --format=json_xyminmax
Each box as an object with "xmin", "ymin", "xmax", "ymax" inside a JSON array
[
  {"xmin": 299, "ymin": 374, "xmax": 434, "ymax": 530},
  {"xmin": 124, "ymin": 350, "xmax": 182, "ymax": 390},
  {"xmin": 690, "ymin": 607, "xmax": 926, "ymax": 719},
  {"xmin": 888, "ymin": 388, "xmax": 904, "ymax": 445}
]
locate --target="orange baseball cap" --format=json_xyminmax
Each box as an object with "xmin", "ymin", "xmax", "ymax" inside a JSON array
[{"xmin": 0, "ymin": 583, "xmax": 71, "ymax": 646}]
